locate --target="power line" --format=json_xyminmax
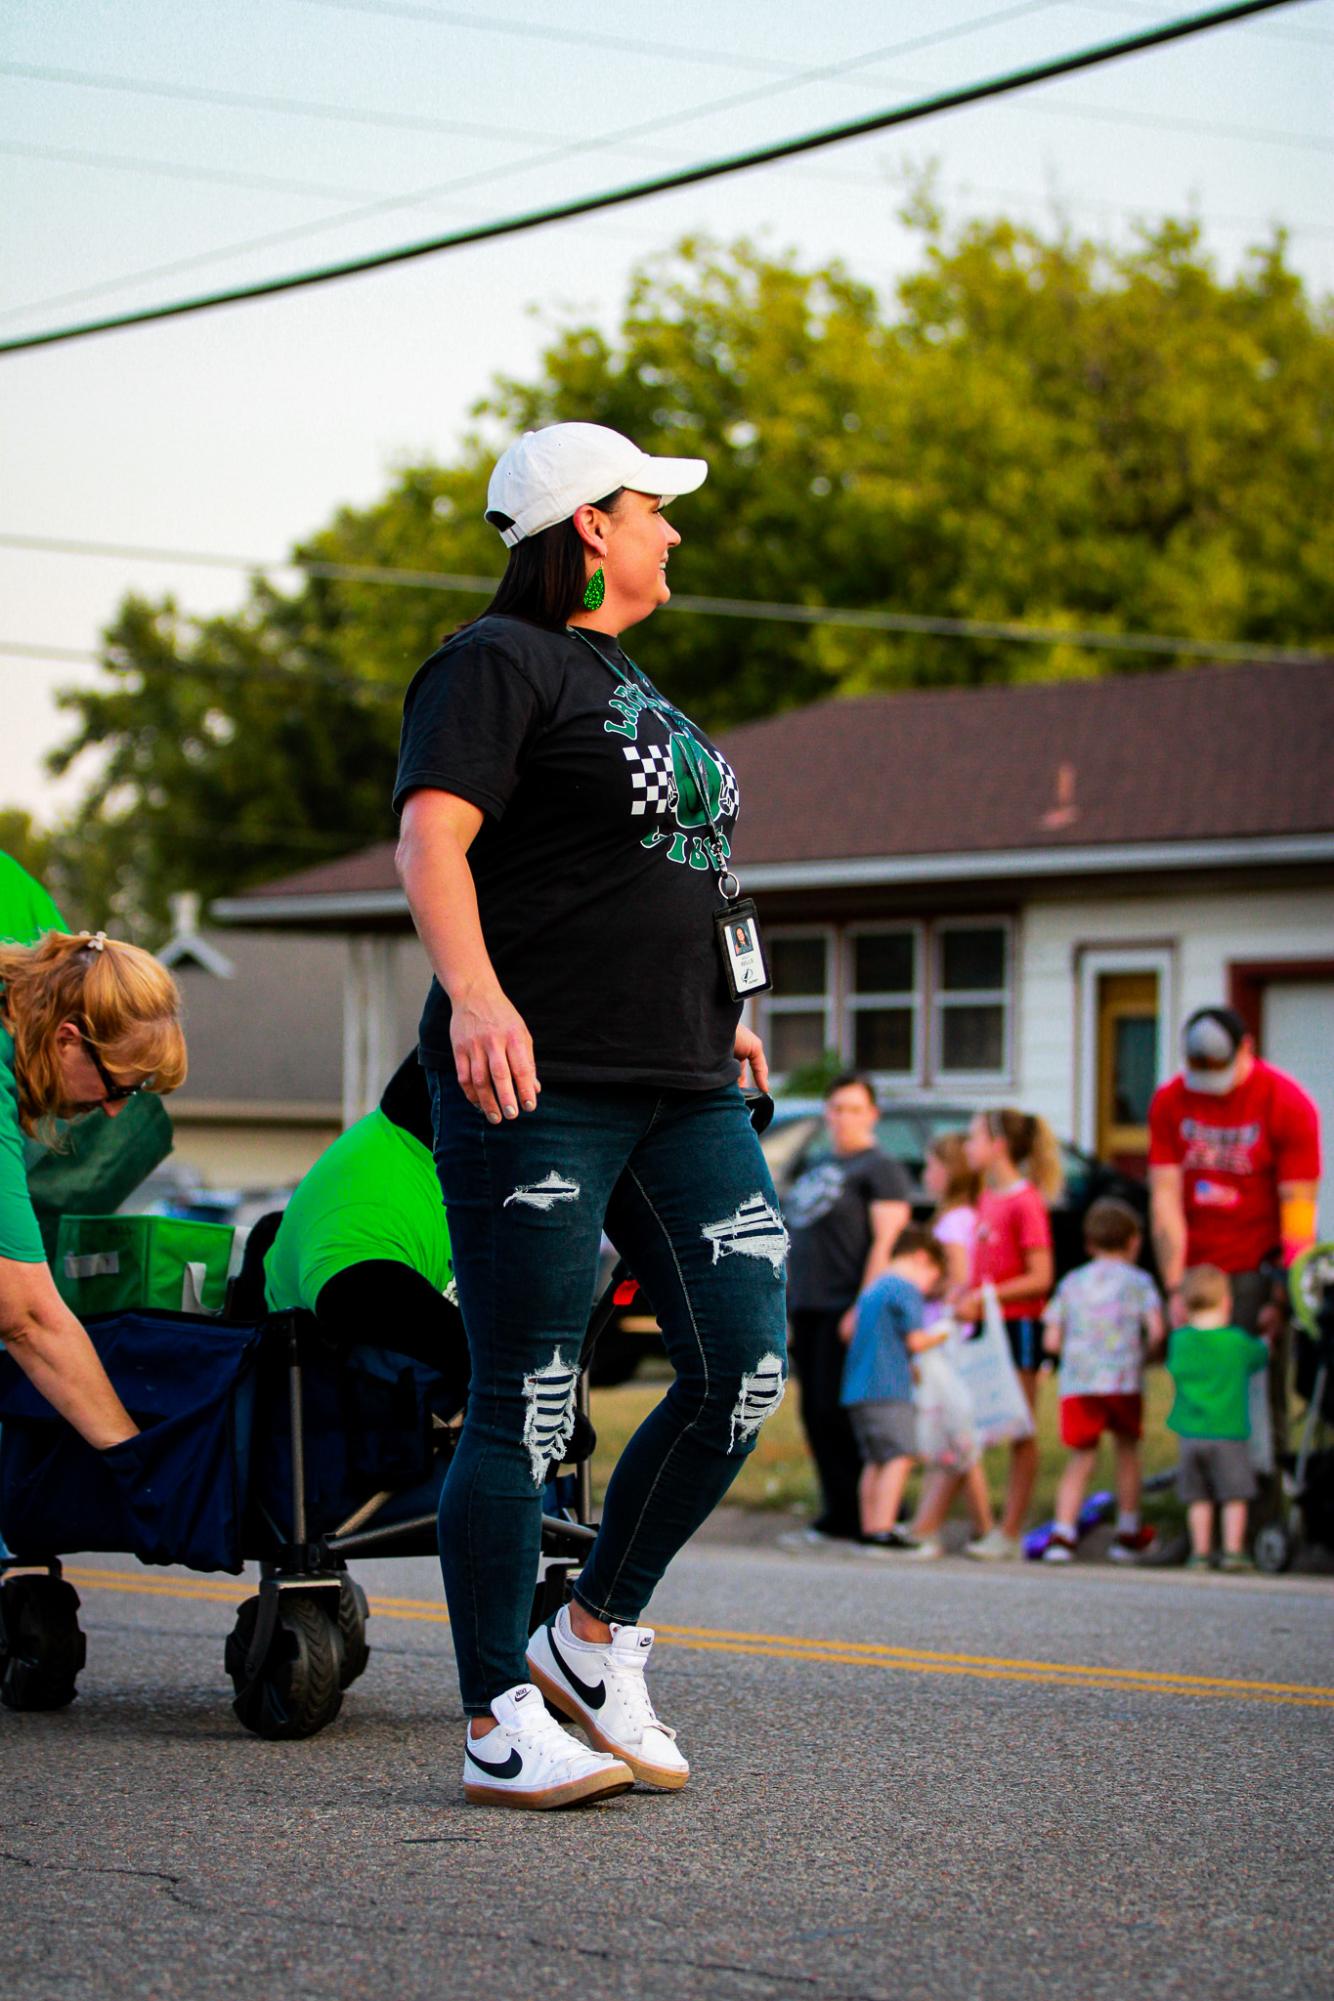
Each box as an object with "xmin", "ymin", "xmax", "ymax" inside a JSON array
[
  {"xmin": 0, "ymin": 139, "xmax": 385, "ymax": 204},
  {"xmin": 287, "ymin": 0, "xmax": 814, "ymax": 73},
  {"xmin": 0, "ymin": 1, "xmax": 1306, "ymax": 358},
  {"xmin": 1068, "ymin": 0, "xmax": 1334, "ymax": 41},
  {"xmin": 0, "ymin": 638, "xmax": 402, "ymax": 705},
  {"xmin": 0, "ymin": 4, "xmax": 1064, "ymax": 329},
  {"xmin": 3, "ymin": 534, "xmax": 1328, "ymax": 666}
]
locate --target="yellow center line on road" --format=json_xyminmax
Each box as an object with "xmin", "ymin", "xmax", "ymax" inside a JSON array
[{"xmin": 61, "ymin": 1568, "xmax": 1334, "ymax": 1710}]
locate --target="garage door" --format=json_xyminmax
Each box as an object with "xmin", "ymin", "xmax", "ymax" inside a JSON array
[{"xmin": 1264, "ymin": 982, "xmax": 1334, "ymax": 1235}]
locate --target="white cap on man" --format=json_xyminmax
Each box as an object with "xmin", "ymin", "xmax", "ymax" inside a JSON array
[
  {"xmin": 1182, "ymin": 1006, "xmax": 1247, "ymax": 1095},
  {"xmin": 485, "ymin": 423, "xmax": 708, "ymax": 547}
]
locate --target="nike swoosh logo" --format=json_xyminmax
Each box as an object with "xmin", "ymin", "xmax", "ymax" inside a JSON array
[
  {"xmin": 547, "ymin": 1625, "xmax": 606, "ymax": 1710},
  {"xmin": 465, "ymin": 1742, "xmax": 523, "ymax": 1780}
]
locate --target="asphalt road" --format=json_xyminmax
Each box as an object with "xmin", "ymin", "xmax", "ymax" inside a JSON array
[{"xmin": 3, "ymin": 1529, "xmax": 1331, "ymax": 2001}]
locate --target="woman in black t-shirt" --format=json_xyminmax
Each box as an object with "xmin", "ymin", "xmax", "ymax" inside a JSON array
[{"xmin": 394, "ymin": 423, "xmax": 788, "ymax": 1812}]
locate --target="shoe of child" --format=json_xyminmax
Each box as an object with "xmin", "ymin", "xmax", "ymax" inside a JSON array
[
  {"xmin": 527, "ymin": 1605, "xmax": 689, "ymax": 1791},
  {"xmin": 904, "ymin": 1536, "xmax": 944, "ymax": 1561},
  {"xmin": 462, "ymin": 1684, "xmax": 634, "ymax": 1809},
  {"xmin": 1041, "ymin": 1529, "xmax": 1077, "ymax": 1564},
  {"xmin": 1185, "ymin": 1552, "xmax": 1214, "ymax": 1572},
  {"xmin": 1217, "ymin": 1551, "xmax": 1255, "ymax": 1574},
  {"xmin": 965, "ymin": 1528, "xmax": 1022, "ymax": 1561},
  {"xmin": 1108, "ymin": 1525, "xmax": 1158, "ymax": 1564},
  {"xmin": 860, "ymin": 1528, "xmax": 920, "ymax": 1555},
  {"xmin": 776, "ymin": 1526, "xmax": 847, "ymax": 1553}
]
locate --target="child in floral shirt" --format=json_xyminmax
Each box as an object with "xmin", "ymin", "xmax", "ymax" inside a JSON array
[{"xmin": 1041, "ymin": 1198, "xmax": 1164, "ymax": 1563}]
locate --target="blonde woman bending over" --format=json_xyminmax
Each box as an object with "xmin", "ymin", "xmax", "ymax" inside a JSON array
[{"xmin": 0, "ymin": 932, "xmax": 186, "ymax": 1447}]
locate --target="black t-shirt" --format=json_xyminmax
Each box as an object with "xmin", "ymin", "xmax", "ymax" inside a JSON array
[
  {"xmin": 393, "ymin": 615, "xmax": 744, "ymax": 1089},
  {"xmin": 784, "ymin": 1147, "xmax": 913, "ymax": 1313}
]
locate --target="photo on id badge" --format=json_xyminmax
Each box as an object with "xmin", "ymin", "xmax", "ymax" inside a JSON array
[{"xmin": 719, "ymin": 902, "xmax": 769, "ymax": 998}]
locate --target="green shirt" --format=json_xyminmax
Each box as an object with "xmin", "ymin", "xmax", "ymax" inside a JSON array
[
  {"xmin": 0, "ymin": 850, "xmax": 67, "ymax": 945},
  {"xmin": 0, "ymin": 855, "xmax": 69, "ymax": 1266},
  {"xmin": 1166, "ymin": 1323, "xmax": 1269, "ymax": 1441},
  {"xmin": 1, "ymin": 1025, "xmax": 46, "ymax": 1263},
  {"xmin": 264, "ymin": 1108, "xmax": 452, "ymax": 1313}
]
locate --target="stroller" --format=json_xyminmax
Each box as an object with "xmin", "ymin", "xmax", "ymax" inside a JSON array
[
  {"xmin": 0, "ymin": 1234, "xmax": 628, "ymax": 1741},
  {"xmin": 1253, "ymin": 1240, "xmax": 1334, "ymax": 1575}
]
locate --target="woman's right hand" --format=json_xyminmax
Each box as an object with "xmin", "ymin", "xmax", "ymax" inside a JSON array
[{"xmin": 450, "ymin": 984, "xmax": 540, "ymax": 1123}]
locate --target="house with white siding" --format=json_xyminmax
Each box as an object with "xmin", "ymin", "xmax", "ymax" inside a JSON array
[{"xmin": 213, "ymin": 660, "xmax": 1334, "ymax": 1221}]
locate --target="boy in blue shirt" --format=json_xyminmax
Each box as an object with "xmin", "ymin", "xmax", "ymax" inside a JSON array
[{"xmin": 840, "ymin": 1226, "xmax": 949, "ymax": 1550}]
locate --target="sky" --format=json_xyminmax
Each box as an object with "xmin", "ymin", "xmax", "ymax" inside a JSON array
[{"xmin": 2, "ymin": 0, "xmax": 1331, "ymax": 825}]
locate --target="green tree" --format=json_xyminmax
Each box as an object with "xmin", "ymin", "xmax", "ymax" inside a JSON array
[{"xmin": 49, "ymin": 209, "xmax": 1333, "ymax": 933}]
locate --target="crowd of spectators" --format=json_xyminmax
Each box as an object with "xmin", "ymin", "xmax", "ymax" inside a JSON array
[{"xmin": 782, "ymin": 1009, "xmax": 1322, "ymax": 1569}]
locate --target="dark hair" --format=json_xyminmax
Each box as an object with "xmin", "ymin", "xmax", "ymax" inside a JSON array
[
  {"xmin": 1083, "ymin": 1196, "xmax": 1142, "ymax": 1254},
  {"xmin": 379, "ymin": 1050, "xmax": 434, "ymax": 1150},
  {"xmin": 1184, "ymin": 1005, "xmax": 1248, "ymax": 1048},
  {"xmin": 891, "ymin": 1224, "xmax": 948, "ymax": 1273},
  {"xmin": 824, "ymin": 1072, "xmax": 878, "ymax": 1111},
  {"xmin": 471, "ymin": 488, "xmax": 624, "ymax": 630}
]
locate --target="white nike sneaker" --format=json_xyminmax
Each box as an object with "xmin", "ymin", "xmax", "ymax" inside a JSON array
[
  {"xmin": 462, "ymin": 1683, "xmax": 634, "ymax": 1810},
  {"xmin": 527, "ymin": 1604, "xmax": 690, "ymax": 1791}
]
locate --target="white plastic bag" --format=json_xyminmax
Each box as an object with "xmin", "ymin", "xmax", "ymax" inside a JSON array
[
  {"xmin": 950, "ymin": 1284, "xmax": 1035, "ymax": 1448},
  {"xmin": 912, "ymin": 1344, "xmax": 978, "ymax": 1469}
]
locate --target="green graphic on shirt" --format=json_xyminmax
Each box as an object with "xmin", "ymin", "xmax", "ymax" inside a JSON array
[
  {"xmin": 605, "ymin": 677, "xmax": 737, "ymax": 871},
  {"xmin": 670, "ymin": 732, "xmax": 732, "ymax": 829}
]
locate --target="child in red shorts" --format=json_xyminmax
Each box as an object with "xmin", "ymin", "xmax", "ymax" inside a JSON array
[{"xmin": 1041, "ymin": 1198, "xmax": 1165, "ymax": 1563}]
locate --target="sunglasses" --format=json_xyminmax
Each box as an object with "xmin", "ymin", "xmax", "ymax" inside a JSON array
[{"xmin": 81, "ymin": 1032, "xmax": 151, "ymax": 1102}]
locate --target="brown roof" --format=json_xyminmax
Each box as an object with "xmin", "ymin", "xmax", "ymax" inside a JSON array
[
  {"xmin": 723, "ymin": 659, "xmax": 1334, "ymax": 865},
  {"xmin": 226, "ymin": 660, "xmax": 1333, "ymax": 905}
]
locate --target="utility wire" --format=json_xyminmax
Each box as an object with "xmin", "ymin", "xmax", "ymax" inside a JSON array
[
  {"xmin": 5, "ymin": 118, "xmax": 1328, "ymax": 330},
  {"xmin": 1068, "ymin": 0, "xmax": 1334, "ymax": 41},
  {"xmin": 287, "ymin": 0, "xmax": 817, "ymax": 73},
  {"xmin": 2, "ymin": 535, "xmax": 1328, "ymax": 666},
  {"xmin": 0, "ymin": 1, "xmax": 1298, "ymax": 357},
  {"xmin": 0, "ymin": 638, "xmax": 402, "ymax": 704},
  {"xmin": 0, "ymin": 3, "xmax": 1063, "ymax": 331},
  {"xmin": 0, "ymin": 139, "xmax": 385, "ymax": 205}
]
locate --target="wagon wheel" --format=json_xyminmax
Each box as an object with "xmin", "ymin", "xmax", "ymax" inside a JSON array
[
  {"xmin": 1252, "ymin": 1521, "xmax": 1294, "ymax": 1575},
  {"xmin": 0, "ymin": 1574, "xmax": 87, "ymax": 1712},
  {"xmin": 336, "ymin": 1576, "xmax": 371, "ymax": 1689},
  {"xmin": 225, "ymin": 1593, "xmax": 344, "ymax": 1740}
]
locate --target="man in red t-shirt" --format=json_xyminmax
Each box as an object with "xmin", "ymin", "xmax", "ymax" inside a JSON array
[{"xmin": 1149, "ymin": 1005, "xmax": 1321, "ymax": 1468}]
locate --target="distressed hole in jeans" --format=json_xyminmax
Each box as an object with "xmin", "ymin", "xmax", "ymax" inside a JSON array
[
  {"xmin": 728, "ymin": 1353, "xmax": 786, "ymax": 1452},
  {"xmin": 522, "ymin": 1349, "xmax": 579, "ymax": 1485},
  {"xmin": 502, "ymin": 1170, "xmax": 581, "ymax": 1212},
  {"xmin": 700, "ymin": 1192, "xmax": 788, "ymax": 1278}
]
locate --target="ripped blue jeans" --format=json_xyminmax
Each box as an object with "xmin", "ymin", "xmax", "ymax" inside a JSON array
[{"xmin": 426, "ymin": 1074, "xmax": 789, "ymax": 1714}]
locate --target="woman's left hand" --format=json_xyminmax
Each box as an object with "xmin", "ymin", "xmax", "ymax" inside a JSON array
[{"xmin": 733, "ymin": 1024, "xmax": 769, "ymax": 1093}]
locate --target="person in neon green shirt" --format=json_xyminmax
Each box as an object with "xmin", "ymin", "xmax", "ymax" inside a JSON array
[
  {"xmin": 264, "ymin": 1054, "xmax": 468, "ymax": 1405},
  {"xmin": 0, "ymin": 849, "xmax": 67, "ymax": 947}
]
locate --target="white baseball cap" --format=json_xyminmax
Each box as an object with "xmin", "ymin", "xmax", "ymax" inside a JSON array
[{"xmin": 485, "ymin": 423, "xmax": 708, "ymax": 547}]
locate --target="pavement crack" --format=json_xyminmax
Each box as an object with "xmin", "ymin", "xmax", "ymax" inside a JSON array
[{"xmin": 0, "ymin": 1850, "xmax": 182, "ymax": 1886}]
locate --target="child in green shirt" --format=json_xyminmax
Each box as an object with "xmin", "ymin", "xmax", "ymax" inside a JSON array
[{"xmin": 1166, "ymin": 1265, "xmax": 1270, "ymax": 1573}]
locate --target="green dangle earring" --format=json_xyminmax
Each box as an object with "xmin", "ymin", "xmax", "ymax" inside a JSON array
[{"xmin": 582, "ymin": 565, "xmax": 606, "ymax": 612}]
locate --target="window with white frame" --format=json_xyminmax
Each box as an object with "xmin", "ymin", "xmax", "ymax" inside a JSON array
[
  {"xmin": 846, "ymin": 927, "xmax": 921, "ymax": 1079},
  {"xmin": 932, "ymin": 922, "xmax": 1010, "ymax": 1078},
  {"xmin": 762, "ymin": 917, "xmax": 1012, "ymax": 1085},
  {"xmin": 760, "ymin": 931, "xmax": 833, "ymax": 1076}
]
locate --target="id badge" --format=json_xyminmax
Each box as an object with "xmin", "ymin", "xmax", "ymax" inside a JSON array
[{"xmin": 715, "ymin": 897, "xmax": 771, "ymax": 1001}]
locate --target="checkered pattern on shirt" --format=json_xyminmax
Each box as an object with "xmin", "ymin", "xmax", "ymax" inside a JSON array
[{"xmin": 622, "ymin": 741, "xmax": 676, "ymax": 817}]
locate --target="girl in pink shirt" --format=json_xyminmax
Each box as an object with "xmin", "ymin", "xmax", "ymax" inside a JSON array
[{"xmin": 958, "ymin": 1109, "xmax": 1062, "ymax": 1557}]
